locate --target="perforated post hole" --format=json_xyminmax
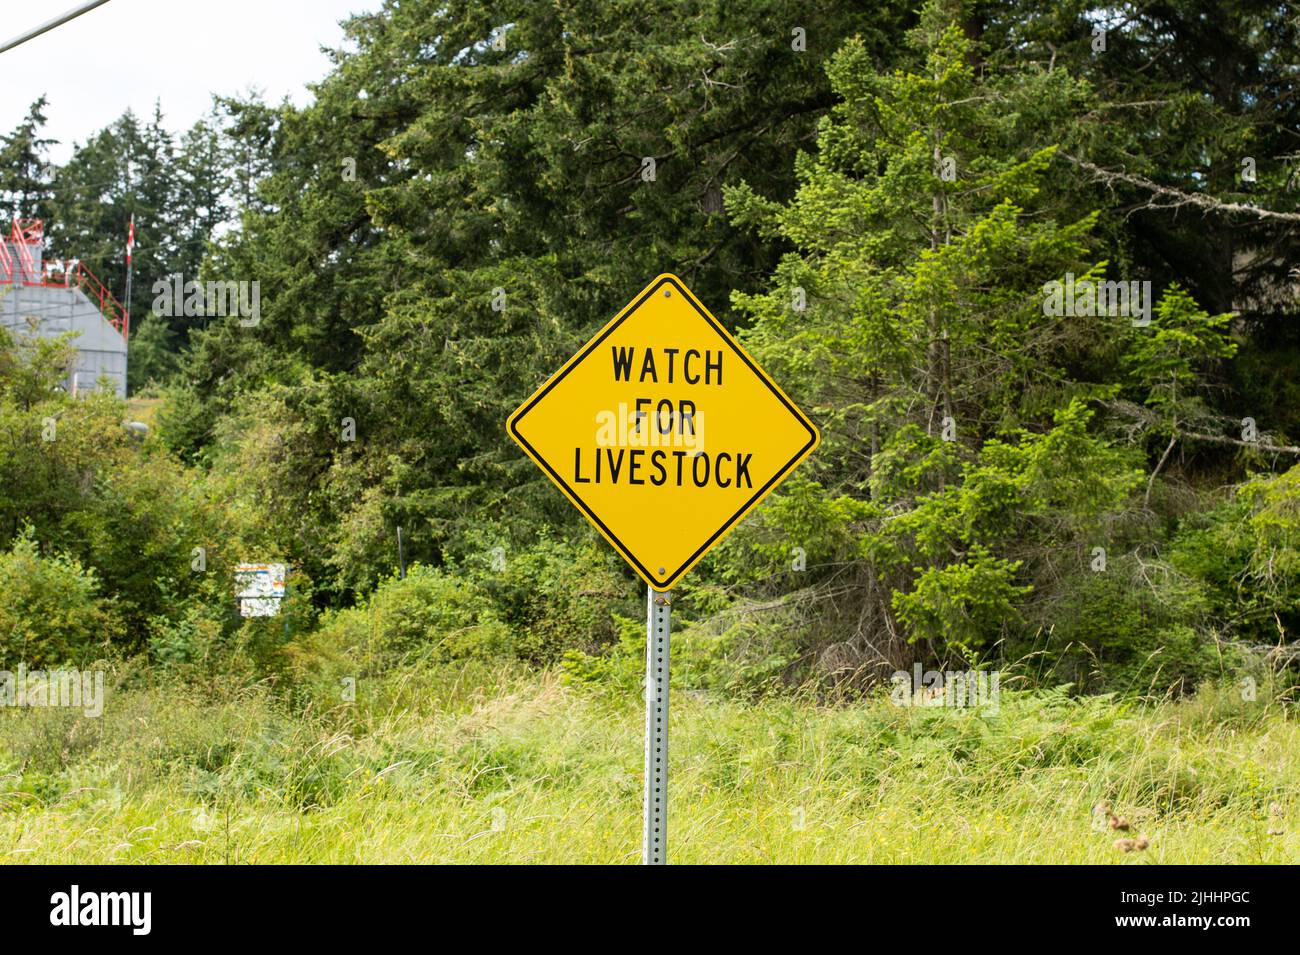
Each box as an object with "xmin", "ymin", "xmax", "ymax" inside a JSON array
[{"xmin": 642, "ymin": 585, "xmax": 671, "ymax": 864}]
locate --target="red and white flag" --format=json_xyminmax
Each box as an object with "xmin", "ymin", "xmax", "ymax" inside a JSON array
[{"xmin": 126, "ymin": 215, "xmax": 135, "ymax": 264}]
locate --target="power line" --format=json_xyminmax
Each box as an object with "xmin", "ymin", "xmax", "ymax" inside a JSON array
[{"xmin": 0, "ymin": 0, "xmax": 115, "ymax": 56}]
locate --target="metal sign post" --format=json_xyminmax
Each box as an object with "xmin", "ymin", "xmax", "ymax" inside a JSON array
[
  {"xmin": 643, "ymin": 585, "xmax": 671, "ymax": 864},
  {"xmin": 504, "ymin": 273, "xmax": 819, "ymax": 864}
]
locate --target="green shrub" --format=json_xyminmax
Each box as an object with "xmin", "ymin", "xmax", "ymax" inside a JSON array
[
  {"xmin": 286, "ymin": 564, "xmax": 510, "ymax": 681},
  {"xmin": 285, "ymin": 537, "xmax": 633, "ymax": 696},
  {"xmin": 472, "ymin": 538, "xmax": 630, "ymax": 665},
  {"xmin": 560, "ymin": 613, "xmax": 645, "ymax": 694},
  {"xmin": 370, "ymin": 566, "xmax": 504, "ymax": 656},
  {"xmin": 147, "ymin": 600, "xmax": 229, "ymax": 670},
  {"xmin": 1020, "ymin": 551, "xmax": 1234, "ymax": 694},
  {"xmin": 0, "ymin": 530, "xmax": 124, "ymax": 666},
  {"xmin": 1171, "ymin": 464, "xmax": 1300, "ymax": 644}
]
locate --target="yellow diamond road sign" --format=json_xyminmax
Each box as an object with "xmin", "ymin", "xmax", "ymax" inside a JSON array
[{"xmin": 507, "ymin": 274, "xmax": 819, "ymax": 591}]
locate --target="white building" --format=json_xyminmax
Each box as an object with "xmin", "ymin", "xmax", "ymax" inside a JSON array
[{"xmin": 0, "ymin": 218, "xmax": 129, "ymax": 397}]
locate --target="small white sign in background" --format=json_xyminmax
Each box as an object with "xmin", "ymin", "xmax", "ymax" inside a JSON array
[{"xmin": 234, "ymin": 562, "xmax": 287, "ymax": 617}]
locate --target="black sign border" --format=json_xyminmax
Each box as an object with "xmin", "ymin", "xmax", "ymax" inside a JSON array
[{"xmin": 508, "ymin": 275, "xmax": 819, "ymax": 591}]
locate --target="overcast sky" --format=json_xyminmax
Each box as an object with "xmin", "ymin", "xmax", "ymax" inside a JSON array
[{"xmin": 0, "ymin": 0, "xmax": 384, "ymax": 163}]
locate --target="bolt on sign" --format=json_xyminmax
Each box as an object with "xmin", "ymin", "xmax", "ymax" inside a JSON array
[{"xmin": 507, "ymin": 274, "xmax": 819, "ymax": 590}]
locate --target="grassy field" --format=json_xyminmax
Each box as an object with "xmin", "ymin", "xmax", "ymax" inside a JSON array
[{"xmin": 1, "ymin": 662, "xmax": 1296, "ymax": 864}]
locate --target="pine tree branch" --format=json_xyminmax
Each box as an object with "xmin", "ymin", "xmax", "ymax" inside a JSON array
[
  {"xmin": 1099, "ymin": 399, "xmax": 1300, "ymax": 455},
  {"xmin": 1145, "ymin": 432, "xmax": 1177, "ymax": 507},
  {"xmin": 1179, "ymin": 429, "xmax": 1300, "ymax": 455},
  {"xmin": 1061, "ymin": 154, "xmax": 1300, "ymax": 224}
]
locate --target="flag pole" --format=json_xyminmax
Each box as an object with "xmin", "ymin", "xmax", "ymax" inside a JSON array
[{"xmin": 123, "ymin": 213, "xmax": 133, "ymax": 393}]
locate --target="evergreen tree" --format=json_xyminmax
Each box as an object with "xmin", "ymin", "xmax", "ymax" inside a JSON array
[
  {"xmin": 163, "ymin": 0, "xmax": 917, "ymax": 595},
  {"xmin": 46, "ymin": 104, "xmax": 243, "ymax": 380},
  {"xmin": 47, "ymin": 110, "xmax": 154, "ymax": 330},
  {"xmin": 724, "ymin": 0, "xmax": 1145, "ymax": 666},
  {"xmin": 0, "ymin": 96, "xmax": 56, "ymax": 221}
]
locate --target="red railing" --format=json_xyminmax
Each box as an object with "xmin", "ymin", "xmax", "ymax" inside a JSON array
[
  {"xmin": 12, "ymin": 218, "xmax": 40, "ymax": 282},
  {"xmin": 2, "ymin": 218, "xmax": 128, "ymax": 341}
]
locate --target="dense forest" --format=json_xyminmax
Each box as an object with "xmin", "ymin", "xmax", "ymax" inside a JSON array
[{"xmin": 3, "ymin": 0, "xmax": 1300, "ymax": 701}]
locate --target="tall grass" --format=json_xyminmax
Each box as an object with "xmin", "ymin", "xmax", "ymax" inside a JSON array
[{"xmin": 1, "ymin": 662, "xmax": 1296, "ymax": 863}]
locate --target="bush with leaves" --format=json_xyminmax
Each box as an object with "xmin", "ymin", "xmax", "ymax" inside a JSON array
[
  {"xmin": 0, "ymin": 530, "xmax": 124, "ymax": 667},
  {"xmin": 285, "ymin": 535, "xmax": 633, "ymax": 697},
  {"xmin": 1170, "ymin": 464, "xmax": 1300, "ymax": 648}
]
